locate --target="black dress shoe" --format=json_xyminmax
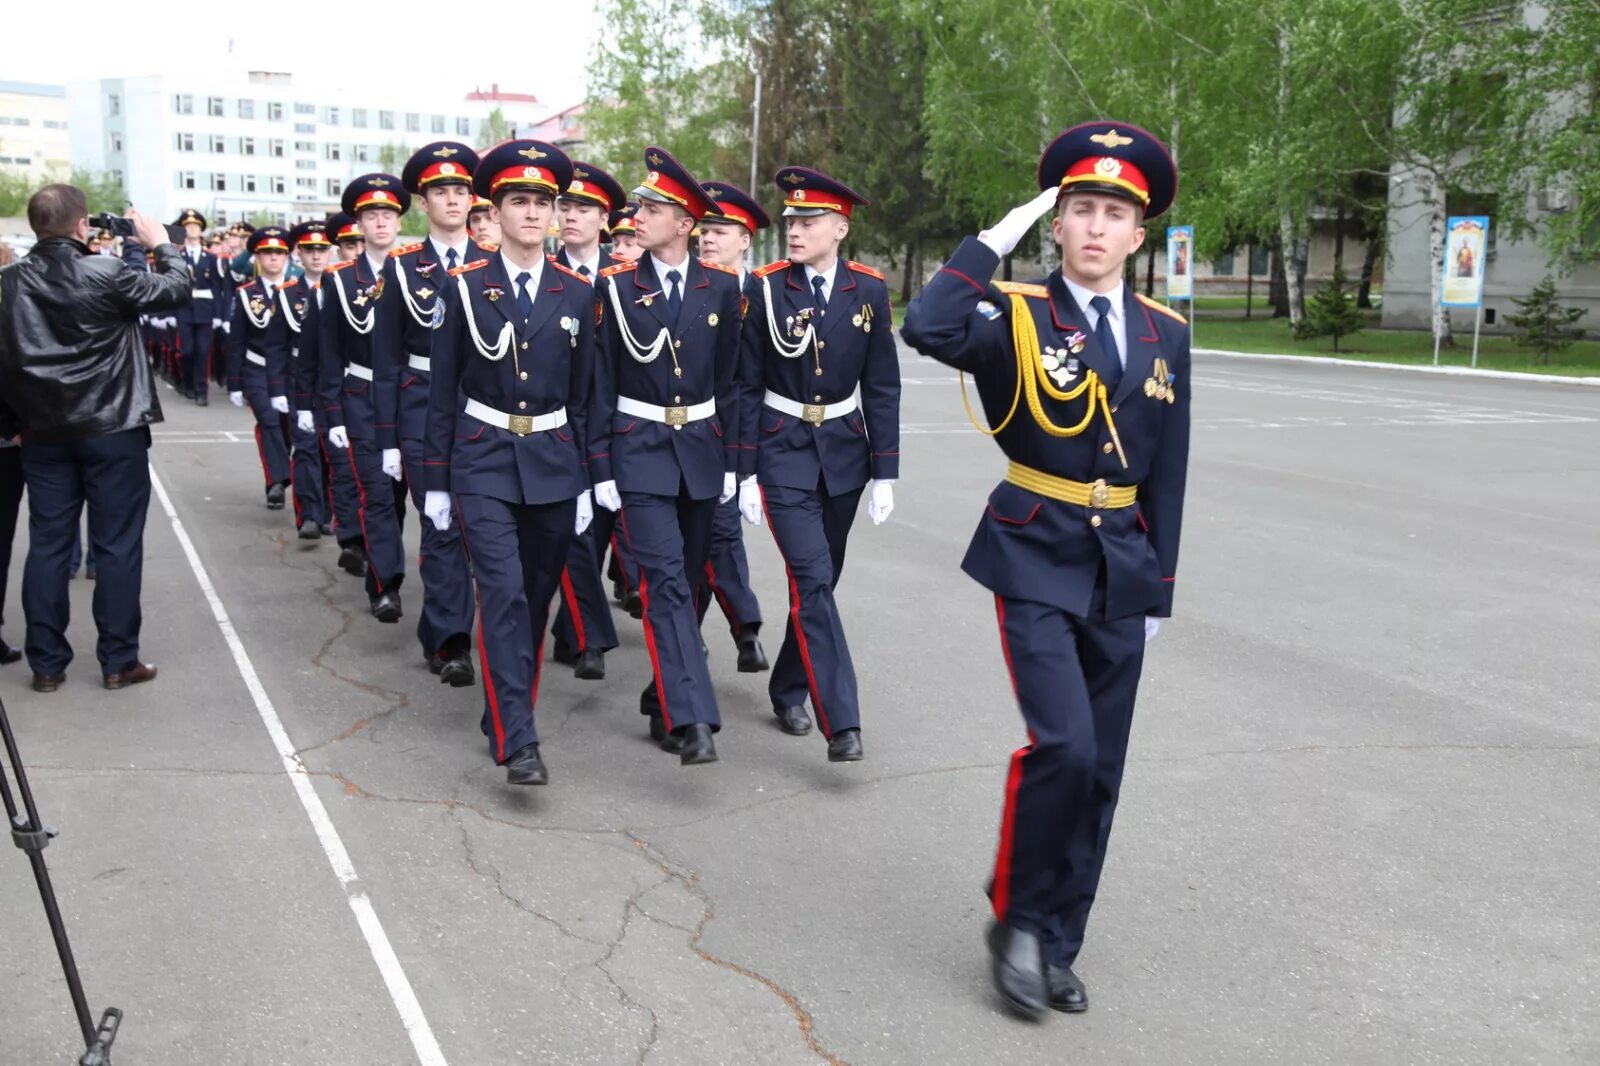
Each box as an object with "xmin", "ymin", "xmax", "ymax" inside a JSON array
[
  {"xmin": 298, "ymin": 521, "xmax": 322, "ymax": 540},
  {"xmin": 438, "ymin": 657, "xmax": 475, "ymax": 687},
  {"xmin": 103, "ymin": 663, "xmax": 158, "ymax": 690},
  {"xmin": 551, "ymin": 643, "xmax": 576, "ymax": 667},
  {"xmin": 677, "ymin": 723, "xmax": 718, "ymax": 765},
  {"xmin": 1046, "ymin": 964, "xmax": 1088, "ymax": 1013},
  {"xmin": 427, "ymin": 653, "xmax": 444, "ymax": 675},
  {"xmin": 195, "ymin": 394, "xmax": 209, "ymax": 407},
  {"xmin": 610, "ymin": 578, "xmax": 627, "ymax": 605},
  {"xmin": 370, "ymin": 591, "xmax": 402, "ymax": 623},
  {"xmin": 504, "ymin": 743, "xmax": 548, "ymax": 786},
  {"xmin": 0, "ymin": 639, "xmax": 20, "ymax": 666},
  {"xmin": 622, "ymin": 589, "xmax": 643, "ymax": 619},
  {"xmin": 736, "ymin": 634, "xmax": 769, "ymax": 672},
  {"xmin": 337, "ymin": 545, "xmax": 368, "ymax": 577},
  {"xmin": 573, "ymin": 648, "xmax": 605, "ymax": 680},
  {"xmin": 827, "ymin": 728, "xmax": 864, "ymax": 762},
  {"xmin": 773, "ymin": 704, "xmax": 812, "ymax": 736},
  {"xmin": 987, "ymin": 922, "xmax": 1048, "ymax": 1020},
  {"xmin": 649, "ymin": 713, "xmax": 684, "ymax": 754},
  {"xmin": 32, "ymin": 673, "xmax": 65, "ymax": 693},
  {"xmin": 265, "ymin": 483, "xmax": 286, "ymax": 510}
]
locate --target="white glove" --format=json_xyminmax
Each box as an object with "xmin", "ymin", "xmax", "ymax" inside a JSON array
[
  {"xmin": 977, "ymin": 187, "xmax": 1060, "ymax": 258},
  {"xmin": 328, "ymin": 425, "xmax": 350, "ymax": 449},
  {"xmin": 868, "ymin": 479, "xmax": 895, "ymax": 525},
  {"xmin": 270, "ymin": 395, "xmax": 289, "ymax": 414},
  {"xmin": 1144, "ymin": 617, "xmax": 1161, "ymax": 643},
  {"xmin": 575, "ymin": 490, "xmax": 593, "ymax": 535},
  {"xmin": 229, "ymin": 391, "xmax": 244, "ymax": 407},
  {"xmin": 720, "ymin": 471, "xmax": 737, "ymax": 504},
  {"xmin": 424, "ymin": 490, "xmax": 452, "ymax": 532},
  {"xmin": 211, "ymin": 317, "xmax": 222, "ymax": 330},
  {"xmin": 296, "ymin": 410, "xmax": 315, "ymax": 433},
  {"xmin": 381, "ymin": 448, "xmax": 403, "ymax": 481},
  {"xmin": 594, "ymin": 480, "xmax": 622, "ymax": 512},
  {"xmin": 220, "ymin": 320, "xmax": 231, "ymax": 334},
  {"xmin": 738, "ymin": 476, "xmax": 762, "ymax": 526}
]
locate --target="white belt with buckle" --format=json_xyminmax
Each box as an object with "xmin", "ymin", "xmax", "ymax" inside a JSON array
[
  {"xmin": 407, "ymin": 354, "xmax": 431, "ymax": 373},
  {"xmin": 763, "ymin": 390, "xmax": 858, "ymax": 426},
  {"xmin": 464, "ymin": 398, "xmax": 567, "ymax": 436},
  {"xmin": 191, "ymin": 288, "xmax": 213, "ymax": 299},
  {"xmin": 617, "ymin": 396, "xmax": 715, "ymax": 428},
  {"xmin": 245, "ymin": 350, "xmax": 267, "ymax": 367},
  {"xmin": 344, "ymin": 363, "xmax": 373, "ymax": 381}
]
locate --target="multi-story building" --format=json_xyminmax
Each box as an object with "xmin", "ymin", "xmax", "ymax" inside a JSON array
[
  {"xmin": 0, "ymin": 81, "xmax": 70, "ymax": 181},
  {"xmin": 67, "ymin": 71, "xmax": 548, "ymax": 228}
]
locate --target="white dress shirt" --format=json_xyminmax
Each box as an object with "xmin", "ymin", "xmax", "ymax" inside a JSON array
[
  {"xmin": 1061, "ymin": 274, "xmax": 1127, "ymax": 368},
  {"xmin": 429, "ymin": 235, "xmax": 470, "ymax": 268},
  {"xmin": 649, "ymin": 251, "xmax": 691, "ymax": 298},
  {"xmin": 804, "ymin": 260, "xmax": 840, "ymax": 307},
  {"xmin": 501, "ymin": 251, "xmax": 544, "ymax": 301},
  {"xmin": 564, "ymin": 248, "xmax": 602, "ymax": 278}
]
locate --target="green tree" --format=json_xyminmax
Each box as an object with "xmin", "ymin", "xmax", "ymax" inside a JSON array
[
  {"xmin": 1504, "ymin": 276, "xmax": 1588, "ymax": 365},
  {"xmin": 483, "ymin": 106, "xmax": 512, "ymax": 145},
  {"xmin": 1294, "ymin": 266, "xmax": 1366, "ymax": 351}
]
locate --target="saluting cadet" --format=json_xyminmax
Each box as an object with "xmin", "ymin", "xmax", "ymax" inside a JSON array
[
  {"xmin": 172, "ymin": 208, "xmax": 219, "ymax": 405},
  {"xmin": 316, "ymin": 213, "xmax": 371, "ymax": 575},
  {"xmin": 422, "ymin": 139, "xmax": 596, "ymax": 786},
  {"xmin": 901, "ymin": 123, "xmax": 1189, "ymax": 1020},
  {"xmin": 591, "ymin": 146, "xmax": 743, "ymax": 765},
  {"xmin": 695, "ymin": 180, "xmax": 770, "ymax": 674},
  {"xmin": 737, "ymin": 168, "xmax": 900, "ymax": 760},
  {"xmin": 607, "ymin": 204, "xmax": 641, "ymax": 262},
  {"xmin": 321, "ymin": 176, "xmax": 413, "ymax": 622},
  {"xmin": 225, "ymin": 227, "xmax": 296, "ymax": 511},
  {"xmin": 285, "ymin": 220, "xmax": 333, "ymax": 540},
  {"xmin": 372, "ymin": 142, "xmax": 487, "ymax": 686},
  {"xmin": 548, "ymin": 161, "xmax": 628, "ymax": 681}
]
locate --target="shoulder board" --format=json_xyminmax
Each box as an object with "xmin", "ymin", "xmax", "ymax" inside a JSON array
[
  {"xmin": 449, "ymin": 259, "xmax": 490, "ymax": 277},
  {"xmin": 388, "ymin": 242, "xmax": 424, "ymax": 258},
  {"xmin": 993, "ymin": 281, "xmax": 1050, "ymax": 299},
  {"xmin": 474, "ymin": 241, "xmax": 498, "ymax": 254},
  {"xmin": 326, "ymin": 259, "xmax": 355, "ymax": 273},
  {"xmin": 549, "ymin": 257, "xmax": 590, "ymax": 284},
  {"xmin": 753, "ymin": 259, "xmax": 791, "ymax": 279},
  {"xmin": 281, "ymin": 276, "xmax": 300, "ymax": 289},
  {"xmin": 599, "ymin": 261, "xmax": 638, "ymax": 278},
  {"xmin": 846, "ymin": 260, "xmax": 884, "ymax": 280},
  {"xmin": 1136, "ymin": 292, "xmax": 1188, "ymax": 324},
  {"xmin": 700, "ymin": 258, "xmax": 737, "ymax": 276}
]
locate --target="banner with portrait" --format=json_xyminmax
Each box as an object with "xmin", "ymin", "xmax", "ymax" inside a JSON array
[
  {"xmin": 1166, "ymin": 225, "xmax": 1193, "ymax": 301},
  {"xmin": 1440, "ymin": 216, "xmax": 1489, "ymax": 307}
]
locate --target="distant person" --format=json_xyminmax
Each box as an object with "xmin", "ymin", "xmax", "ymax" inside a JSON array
[{"xmin": 0, "ymin": 242, "xmax": 20, "ymax": 665}]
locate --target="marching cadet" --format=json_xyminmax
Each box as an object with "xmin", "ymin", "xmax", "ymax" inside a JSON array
[
  {"xmin": 548, "ymin": 161, "xmax": 628, "ymax": 680},
  {"xmin": 320, "ymin": 176, "xmax": 411, "ymax": 622},
  {"xmin": 225, "ymin": 227, "xmax": 296, "ymax": 511},
  {"xmin": 315, "ymin": 213, "xmax": 371, "ymax": 575},
  {"xmin": 607, "ymin": 204, "xmax": 641, "ymax": 262},
  {"xmin": 372, "ymin": 142, "xmax": 486, "ymax": 686},
  {"xmin": 591, "ymin": 146, "xmax": 743, "ymax": 765},
  {"xmin": 285, "ymin": 220, "xmax": 334, "ymax": 540},
  {"xmin": 596, "ymin": 201, "xmax": 646, "ymax": 614},
  {"xmin": 422, "ymin": 139, "xmax": 596, "ymax": 785},
  {"xmin": 737, "ymin": 168, "xmax": 900, "ymax": 760},
  {"xmin": 172, "ymin": 208, "xmax": 219, "ymax": 405},
  {"xmin": 695, "ymin": 180, "xmax": 771, "ymax": 674},
  {"xmin": 900, "ymin": 123, "xmax": 1189, "ymax": 1020},
  {"xmin": 467, "ymin": 195, "xmax": 498, "ymax": 246}
]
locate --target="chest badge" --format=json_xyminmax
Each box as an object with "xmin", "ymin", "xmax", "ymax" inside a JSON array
[
  {"xmin": 1065, "ymin": 330, "xmax": 1087, "ymax": 355},
  {"xmin": 708, "ymin": 312, "xmax": 719, "ymax": 327},
  {"xmin": 1146, "ymin": 357, "xmax": 1176, "ymax": 403},
  {"xmin": 414, "ymin": 286, "xmax": 434, "ymax": 300},
  {"xmin": 1041, "ymin": 346, "xmax": 1080, "ymax": 388}
]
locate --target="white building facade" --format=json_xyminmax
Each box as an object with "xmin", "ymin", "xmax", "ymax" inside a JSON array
[{"xmin": 0, "ymin": 81, "xmax": 70, "ymax": 181}]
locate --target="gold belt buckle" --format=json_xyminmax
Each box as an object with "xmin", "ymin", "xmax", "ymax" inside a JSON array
[
  {"xmin": 1089, "ymin": 478, "xmax": 1110, "ymax": 509},
  {"xmin": 507, "ymin": 414, "xmax": 534, "ymax": 436},
  {"xmin": 801, "ymin": 403, "xmax": 827, "ymax": 425},
  {"xmin": 664, "ymin": 405, "xmax": 689, "ymax": 427}
]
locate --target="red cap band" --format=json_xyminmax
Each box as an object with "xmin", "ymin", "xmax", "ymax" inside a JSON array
[
  {"xmin": 1060, "ymin": 155, "xmax": 1150, "ymax": 204},
  {"xmin": 490, "ymin": 165, "xmax": 557, "ymax": 196}
]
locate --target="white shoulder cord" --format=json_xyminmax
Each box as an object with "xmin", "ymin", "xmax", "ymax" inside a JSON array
[
  {"xmin": 455, "ymin": 274, "xmax": 514, "ymax": 361},
  {"xmin": 238, "ymin": 285, "xmax": 274, "ymax": 330},
  {"xmin": 279, "ymin": 285, "xmax": 301, "ymax": 334},
  {"xmin": 761, "ymin": 275, "xmax": 816, "ymax": 360},
  {"xmin": 329, "ymin": 268, "xmax": 374, "ymax": 335},
  {"xmin": 393, "ymin": 258, "xmax": 434, "ymax": 329},
  {"xmin": 605, "ymin": 275, "xmax": 673, "ymax": 364}
]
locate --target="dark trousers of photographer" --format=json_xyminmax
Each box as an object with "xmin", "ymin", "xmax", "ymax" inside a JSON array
[{"xmin": 21, "ymin": 427, "xmax": 152, "ymax": 676}]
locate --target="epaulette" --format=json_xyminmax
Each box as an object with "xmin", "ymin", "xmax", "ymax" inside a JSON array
[
  {"xmin": 753, "ymin": 259, "xmax": 791, "ymax": 279},
  {"xmin": 474, "ymin": 241, "xmax": 498, "ymax": 254},
  {"xmin": 993, "ymin": 281, "xmax": 1049, "ymax": 299},
  {"xmin": 388, "ymin": 242, "xmax": 424, "ymax": 258},
  {"xmin": 281, "ymin": 276, "xmax": 300, "ymax": 289},
  {"xmin": 449, "ymin": 259, "xmax": 490, "ymax": 277},
  {"xmin": 846, "ymin": 260, "xmax": 884, "ymax": 281},
  {"xmin": 1136, "ymin": 292, "xmax": 1188, "ymax": 325},
  {"xmin": 700, "ymin": 258, "xmax": 737, "ymax": 276},
  {"xmin": 549, "ymin": 257, "xmax": 590, "ymax": 284},
  {"xmin": 599, "ymin": 260, "xmax": 638, "ymax": 278},
  {"xmin": 326, "ymin": 259, "xmax": 356, "ymax": 273}
]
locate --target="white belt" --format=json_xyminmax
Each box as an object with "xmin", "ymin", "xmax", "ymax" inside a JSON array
[
  {"xmin": 408, "ymin": 354, "xmax": 431, "ymax": 373},
  {"xmin": 344, "ymin": 363, "xmax": 373, "ymax": 381},
  {"xmin": 245, "ymin": 350, "xmax": 267, "ymax": 367},
  {"xmin": 191, "ymin": 288, "xmax": 213, "ymax": 298},
  {"xmin": 464, "ymin": 398, "xmax": 567, "ymax": 436},
  {"xmin": 763, "ymin": 390, "xmax": 858, "ymax": 425},
  {"xmin": 617, "ymin": 396, "xmax": 715, "ymax": 428}
]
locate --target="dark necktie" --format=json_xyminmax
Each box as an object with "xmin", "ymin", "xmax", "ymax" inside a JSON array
[
  {"xmin": 665, "ymin": 268, "xmax": 682, "ymax": 325},
  {"xmin": 515, "ymin": 271, "xmax": 534, "ymax": 320},
  {"xmin": 1090, "ymin": 294, "xmax": 1121, "ymax": 388},
  {"xmin": 812, "ymin": 275, "xmax": 828, "ymax": 315},
  {"xmin": 446, "ymin": 247, "xmax": 458, "ymax": 271},
  {"xmin": 578, "ymin": 264, "xmax": 591, "ymax": 278}
]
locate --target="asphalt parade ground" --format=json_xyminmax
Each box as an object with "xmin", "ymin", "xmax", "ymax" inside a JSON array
[{"xmin": 2, "ymin": 347, "xmax": 1597, "ymax": 1065}]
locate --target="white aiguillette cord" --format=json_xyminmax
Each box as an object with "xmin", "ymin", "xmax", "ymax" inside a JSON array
[
  {"xmin": 330, "ymin": 267, "xmax": 374, "ymax": 335},
  {"xmin": 605, "ymin": 273, "xmax": 673, "ymax": 364},
  {"xmin": 455, "ymin": 273, "xmax": 514, "ymax": 361}
]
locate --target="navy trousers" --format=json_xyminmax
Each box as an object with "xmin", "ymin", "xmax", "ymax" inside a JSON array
[
  {"xmin": 762, "ymin": 483, "xmax": 863, "ymax": 736},
  {"xmin": 21, "ymin": 428, "xmax": 152, "ymax": 676},
  {"xmin": 179, "ymin": 319, "xmax": 213, "ymax": 399},
  {"xmin": 0, "ymin": 447, "xmax": 21, "ymax": 632},
  {"xmin": 989, "ymin": 591, "xmax": 1145, "ymax": 969},
  {"xmin": 619, "ymin": 489, "xmax": 719, "ymax": 733},
  {"xmin": 241, "ymin": 367, "xmax": 291, "ymax": 490},
  {"xmin": 324, "ymin": 430, "xmax": 362, "ymax": 548},
  {"xmin": 344, "ymin": 437, "xmax": 405, "ymax": 599},
  {"xmin": 455, "ymin": 493, "xmax": 573, "ymax": 762},
  {"xmin": 592, "ymin": 508, "xmax": 640, "ymax": 599},
  {"xmin": 290, "ymin": 408, "xmax": 329, "ymax": 532},
  {"xmin": 695, "ymin": 496, "xmax": 761, "ymax": 640},
  {"xmin": 401, "ymin": 439, "xmax": 474, "ymax": 659},
  {"xmin": 551, "ymin": 526, "xmax": 619, "ymax": 656}
]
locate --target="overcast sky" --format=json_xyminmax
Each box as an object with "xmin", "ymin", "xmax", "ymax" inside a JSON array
[{"xmin": 8, "ymin": 0, "xmax": 600, "ymax": 114}]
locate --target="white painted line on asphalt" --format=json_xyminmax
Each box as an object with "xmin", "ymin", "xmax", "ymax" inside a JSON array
[
  {"xmin": 1196, "ymin": 347, "xmax": 1600, "ymax": 387},
  {"xmin": 147, "ymin": 464, "xmax": 448, "ymax": 1066}
]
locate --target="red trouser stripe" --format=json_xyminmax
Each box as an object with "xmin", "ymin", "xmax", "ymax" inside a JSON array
[
  {"xmin": 344, "ymin": 442, "xmax": 384, "ymax": 594},
  {"xmin": 455, "ymin": 501, "xmax": 507, "ymax": 761},
  {"xmin": 990, "ymin": 595, "xmax": 1035, "ymax": 923},
  {"xmin": 704, "ymin": 561, "xmax": 741, "ymax": 635},
  {"xmin": 618, "ymin": 506, "xmax": 672, "ymax": 732},
  {"xmin": 253, "ymin": 424, "xmax": 273, "ymax": 488},
  {"xmin": 760, "ymin": 488, "xmax": 831, "ymax": 737},
  {"xmin": 559, "ymin": 568, "xmax": 587, "ymax": 652}
]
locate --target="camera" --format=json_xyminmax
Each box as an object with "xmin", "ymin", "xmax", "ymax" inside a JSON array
[{"xmin": 88, "ymin": 213, "xmax": 135, "ymax": 238}]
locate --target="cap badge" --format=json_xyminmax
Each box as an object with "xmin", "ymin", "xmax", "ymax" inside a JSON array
[
  {"xmin": 518, "ymin": 146, "xmax": 547, "ymax": 161},
  {"xmin": 434, "ymin": 146, "xmax": 458, "ymax": 158},
  {"xmin": 440, "ymin": 163, "xmax": 457, "ymax": 175},
  {"xmin": 648, "ymin": 152, "xmax": 664, "ymax": 166},
  {"xmin": 1095, "ymin": 157, "xmax": 1123, "ymax": 178},
  {"xmin": 1090, "ymin": 129, "xmax": 1134, "ymax": 149},
  {"xmin": 794, "ymin": 190, "xmax": 807, "ymax": 201},
  {"xmin": 523, "ymin": 166, "xmax": 540, "ymax": 179},
  {"xmin": 784, "ymin": 172, "xmax": 804, "ymax": 184},
  {"xmin": 369, "ymin": 177, "xmax": 390, "ymax": 187},
  {"xmin": 570, "ymin": 181, "xmax": 587, "ymax": 193}
]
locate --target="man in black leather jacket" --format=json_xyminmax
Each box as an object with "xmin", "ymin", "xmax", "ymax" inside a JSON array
[{"xmin": 0, "ymin": 184, "xmax": 189, "ymax": 693}]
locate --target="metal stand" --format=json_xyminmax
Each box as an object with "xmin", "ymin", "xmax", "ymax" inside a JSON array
[{"xmin": 0, "ymin": 694, "xmax": 121, "ymax": 1064}]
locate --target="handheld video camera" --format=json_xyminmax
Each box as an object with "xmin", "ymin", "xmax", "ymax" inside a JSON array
[{"xmin": 87, "ymin": 213, "xmax": 135, "ymax": 238}]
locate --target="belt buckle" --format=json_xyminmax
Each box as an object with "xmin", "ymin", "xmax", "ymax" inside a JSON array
[
  {"xmin": 801, "ymin": 403, "xmax": 827, "ymax": 426},
  {"xmin": 664, "ymin": 405, "xmax": 689, "ymax": 427},
  {"xmin": 507, "ymin": 414, "xmax": 534, "ymax": 436},
  {"xmin": 1089, "ymin": 478, "xmax": 1110, "ymax": 509}
]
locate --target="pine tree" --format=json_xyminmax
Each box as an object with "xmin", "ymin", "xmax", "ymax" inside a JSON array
[
  {"xmin": 1294, "ymin": 266, "xmax": 1366, "ymax": 352},
  {"xmin": 1505, "ymin": 277, "xmax": 1588, "ymax": 365}
]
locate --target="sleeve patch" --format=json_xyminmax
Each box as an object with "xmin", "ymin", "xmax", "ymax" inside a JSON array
[{"xmin": 976, "ymin": 300, "xmax": 1002, "ymax": 320}]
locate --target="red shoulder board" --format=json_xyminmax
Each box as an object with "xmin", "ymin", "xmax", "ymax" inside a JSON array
[
  {"xmin": 388, "ymin": 241, "xmax": 424, "ymax": 258},
  {"xmin": 449, "ymin": 259, "xmax": 490, "ymax": 278},
  {"xmin": 281, "ymin": 276, "xmax": 300, "ymax": 289},
  {"xmin": 326, "ymin": 259, "xmax": 355, "ymax": 273},
  {"xmin": 701, "ymin": 258, "xmax": 737, "ymax": 276},
  {"xmin": 1135, "ymin": 292, "xmax": 1188, "ymax": 325},
  {"xmin": 847, "ymin": 260, "xmax": 884, "ymax": 280},
  {"xmin": 474, "ymin": 241, "xmax": 498, "ymax": 254},
  {"xmin": 548, "ymin": 257, "xmax": 590, "ymax": 284},
  {"xmin": 599, "ymin": 260, "xmax": 638, "ymax": 279},
  {"xmin": 753, "ymin": 259, "xmax": 791, "ymax": 279}
]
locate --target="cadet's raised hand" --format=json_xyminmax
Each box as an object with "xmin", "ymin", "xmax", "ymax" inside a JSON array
[{"xmin": 977, "ymin": 187, "xmax": 1061, "ymax": 258}]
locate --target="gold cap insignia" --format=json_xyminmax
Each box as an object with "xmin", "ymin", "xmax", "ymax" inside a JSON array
[
  {"xmin": 570, "ymin": 180, "xmax": 587, "ymax": 193},
  {"xmin": 784, "ymin": 173, "xmax": 804, "ymax": 184},
  {"xmin": 1090, "ymin": 129, "xmax": 1134, "ymax": 149},
  {"xmin": 434, "ymin": 146, "xmax": 458, "ymax": 157},
  {"xmin": 707, "ymin": 187, "xmax": 722, "ymax": 198},
  {"xmin": 794, "ymin": 190, "xmax": 807, "ymax": 201},
  {"xmin": 573, "ymin": 167, "xmax": 589, "ymax": 180},
  {"xmin": 518, "ymin": 146, "xmax": 547, "ymax": 161},
  {"xmin": 1095, "ymin": 157, "xmax": 1123, "ymax": 178},
  {"xmin": 440, "ymin": 163, "xmax": 457, "ymax": 175},
  {"xmin": 648, "ymin": 152, "xmax": 664, "ymax": 166},
  {"xmin": 523, "ymin": 166, "xmax": 541, "ymax": 178},
  {"xmin": 373, "ymin": 191, "xmax": 392, "ymax": 202},
  {"xmin": 646, "ymin": 171, "xmax": 660, "ymax": 184},
  {"xmin": 369, "ymin": 177, "xmax": 390, "ymax": 186}
]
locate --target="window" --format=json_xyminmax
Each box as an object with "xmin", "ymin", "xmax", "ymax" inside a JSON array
[
  {"xmin": 108, "ymin": 93, "xmax": 120, "ymax": 116},
  {"xmin": 325, "ymin": 179, "xmax": 342, "ymax": 197},
  {"xmin": 455, "ymin": 117, "xmax": 470, "ymax": 136},
  {"xmin": 324, "ymin": 143, "xmax": 343, "ymax": 162},
  {"xmin": 0, "ymin": 116, "xmax": 31, "ymax": 126},
  {"xmin": 109, "ymin": 132, "xmax": 123, "ymax": 152},
  {"xmin": 295, "ymin": 160, "xmax": 316, "ymax": 170},
  {"xmin": 44, "ymin": 119, "xmax": 66, "ymax": 129},
  {"xmin": 378, "ymin": 110, "xmax": 395, "ymax": 130},
  {"xmin": 209, "ymin": 133, "xmax": 226, "ymax": 153},
  {"xmin": 174, "ymin": 94, "xmax": 194, "ymax": 115},
  {"xmin": 294, "ymin": 122, "xmax": 315, "ymax": 134},
  {"xmin": 211, "ymin": 173, "xmax": 228, "ymax": 192},
  {"xmin": 294, "ymin": 102, "xmax": 314, "ymax": 115},
  {"xmin": 354, "ymin": 144, "xmax": 372, "ymax": 163},
  {"xmin": 324, "ymin": 106, "xmax": 341, "ymax": 124},
  {"xmin": 269, "ymin": 139, "xmax": 285, "ymax": 158},
  {"xmin": 109, "ymin": 170, "xmax": 123, "ymax": 188},
  {"xmin": 207, "ymin": 96, "xmax": 224, "ymax": 117},
  {"xmin": 175, "ymin": 132, "xmax": 195, "ymax": 152},
  {"xmin": 430, "ymin": 114, "xmax": 445, "ymax": 134},
  {"xmin": 215, "ymin": 210, "xmax": 229, "ymax": 226},
  {"xmin": 241, "ymin": 137, "xmax": 257, "ymax": 156},
  {"xmin": 243, "ymin": 174, "xmax": 258, "ymax": 193},
  {"xmin": 1212, "ymin": 252, "xmax": 1235, "ymax": 277},
  {"xmin": 405, "ymin": 112, "xmax": 420, "ymax": 132},
  {"xmin": 296, "ymin": 177, "xmax": 315, "ymax": 190},
  {"xmin": 238, "ymin": 99, "xmax": 254, "ymax": 120},
  {"xmin": 352, "ymin": 108, "xmax": 367, "ymax": 128},
  {"xmin": 177, "ymin": 171, "xmax": 197, "ymax": 190},
  {"xmin": 293, "ymin": 140, "xmax": 314, "ymax": 153},
  {"xmin": 268, "ymin": 101, "xmax": 284, "ymax": 121},
  {"xmin": 271, "ymin": 176, "xmax": 286, "ymax": 195}
]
